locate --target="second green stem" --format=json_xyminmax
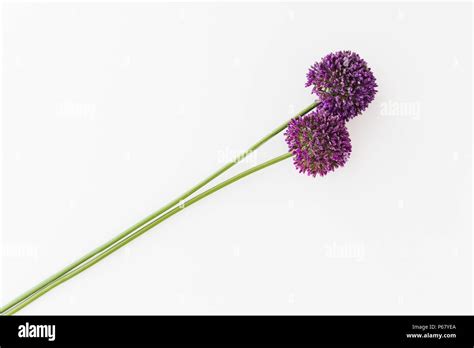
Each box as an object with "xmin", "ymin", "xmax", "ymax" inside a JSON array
[{"xmin": 4, "ymin": 152, "xmax": 293, "ymax": 315}]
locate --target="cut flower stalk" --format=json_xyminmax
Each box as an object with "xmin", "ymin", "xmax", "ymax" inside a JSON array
[
  {"xmin": 3, "ymin": 153, "xmax": 293, "ymax": 315},
  {"xmin": 0, "ymin": 103, "xmax": 318, "ymax": 315}
]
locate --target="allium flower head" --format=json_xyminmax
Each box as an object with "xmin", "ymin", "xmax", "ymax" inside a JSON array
[
  {"xmin": 306, "ymin": 51, "xmax": 377, "ymax": 121},
  {"xmin": 285, "ymin": 109, "xmax": 352, "ymax": 177}
]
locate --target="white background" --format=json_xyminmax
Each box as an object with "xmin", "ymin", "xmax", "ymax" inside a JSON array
[{"xmin": 1, "ymin": 2, "xmax": 472, "ymax": 314}]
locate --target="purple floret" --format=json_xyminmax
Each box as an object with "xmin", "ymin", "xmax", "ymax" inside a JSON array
[
  {"xmin": 284, "ymin": 109, "xmax": 352, "ymax": 177},
  {"xmin": 306, "ymin": 51, "xmax": 377, "ymax": 121}
]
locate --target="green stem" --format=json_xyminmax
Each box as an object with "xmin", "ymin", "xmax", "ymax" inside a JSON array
[
  {"xmin": 4, "ymin": 152, "xmax": 293, "ymax": 315},
  {"xmin": 0, "ymin": 101, "xmax": 318, "ymax": 315}
]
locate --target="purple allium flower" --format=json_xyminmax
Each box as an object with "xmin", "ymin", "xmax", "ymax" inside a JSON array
[
  {"xmin": 306, "ymin": 51, "xmax": 377, "ymax": 122},
  {"xmin": 284, "ymin": 109, "xmax": 352, "ymax": 177}
]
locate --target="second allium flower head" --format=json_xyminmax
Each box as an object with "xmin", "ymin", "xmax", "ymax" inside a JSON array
[
  {"xmin": 285, "ymin": 109, "xmax": 352, "ymax": 177},
  {"xmin": 285, "ymin": 51, "xmax": 377, "ymax": 177}
]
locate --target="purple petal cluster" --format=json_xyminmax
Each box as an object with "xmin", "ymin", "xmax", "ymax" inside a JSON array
[
  {"xmin": 306, "ymin": 51, "xmax": 377, "ymax": 121},
  {"xmin": 284, "ymin": 109, "xmax": 352, "ymax": 177}
]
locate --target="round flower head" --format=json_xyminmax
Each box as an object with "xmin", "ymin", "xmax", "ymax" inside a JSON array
[
  {"xmin": 306, "ymin": 51, "xmax": 377, "ymax": 121},
  {"xmin": 285, "ymin": 109, "xmax": 352, "ymax": 177}
]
